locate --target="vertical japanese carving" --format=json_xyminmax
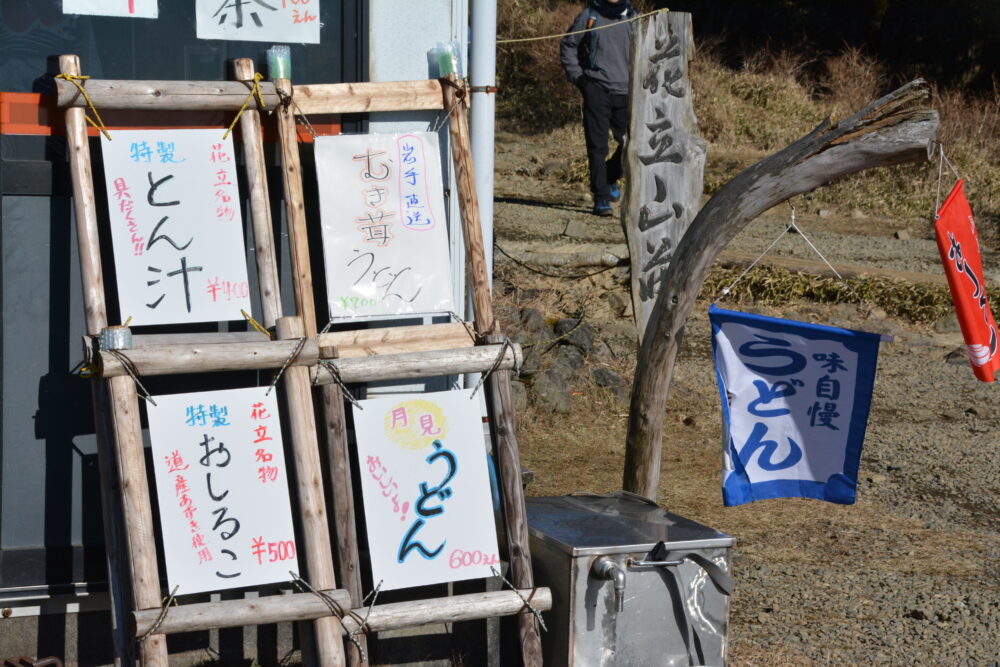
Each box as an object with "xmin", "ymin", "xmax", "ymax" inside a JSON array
[{"xmin": 623, "ymin": 12, "xmax": 706, "ymax": 341}]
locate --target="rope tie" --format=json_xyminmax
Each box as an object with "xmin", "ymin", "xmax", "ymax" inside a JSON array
[
  {"xmin": 56, "ymin": 73, "xmax": 112, "ymax": 140},
  {"xmin": 446, "ymin": 311, "xmax": 480, "ymax": 344},
  {"xmin": 241, "ymin": 309, "xmax": 274, "ymax": 340},
  {"xmin": 432, "ymin": 77, "xmax": 467, "ymax": 133},
  {"xmin": 224, "ymin": 72, "xmax": 267, "ymax": 140},
  {"xmin": 290, "ymin": 571, "xmax": 372, "ymax": 661},
  {"xmin": 933, "ymin": 143, "xmax": 963, "ymax": 219},
  {"xmin": 346, "ymin": 580, "xmax": 384, "ymax": 660},
  {"xmin": 276, "ymin": 86, "xmax": 319, "ymax": 141},
  {"xmin": 497, "ymin": 7, "xmax": 668, "ymax": 45},
  {"xmin": 315, "ymin": 360, "xmax": 363, "ymax": 409},
  {"xmin": 489, "ymin": 566, "xmax": 547, "ymax": 632},
  {"xmin": 106, "ymin": 348, "xmax": 157, "ymax": 405},
  {"xmin": 136, "ymin": 585, "xmax": 179, "ymax": 643},
  {"xmin": 470, "ymin": 337, "xmax": 514, "ymax": 399},
  {"xmin": 267, "ymin": 336, "xmax": 307, "ymax": 396}
]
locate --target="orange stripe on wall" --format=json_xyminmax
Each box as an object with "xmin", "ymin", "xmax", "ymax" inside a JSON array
[{"xmin": 0, "ymin": 92, "xmax": 340, "ymax": 141}]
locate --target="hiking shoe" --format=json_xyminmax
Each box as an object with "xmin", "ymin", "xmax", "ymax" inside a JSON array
[
  {"xmin": 608, "ymin": 183, "xmax": 622, "ymax": 202},
  {"xmin": 593, "ymin": 199, "xmax": 613, "ymax": 217}
]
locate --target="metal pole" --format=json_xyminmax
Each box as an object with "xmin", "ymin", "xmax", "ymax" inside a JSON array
[{"xmin": 470, "ymin": 0, "xmax": 497, "ymax": 288}]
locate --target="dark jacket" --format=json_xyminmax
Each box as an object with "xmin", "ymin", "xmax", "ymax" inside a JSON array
[{"xmin": 560, "ymin": 1, "xmax": 636, "ymax": 96}]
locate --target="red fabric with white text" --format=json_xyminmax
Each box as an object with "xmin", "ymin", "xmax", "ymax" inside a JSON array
[{"xmin": 934, "ymin": 180, "xmax": 999, "ymax": 382}]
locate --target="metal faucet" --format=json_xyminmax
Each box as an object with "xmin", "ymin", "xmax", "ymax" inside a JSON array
[{"xmin": 592, "ymin": 556, "xmax": 626, "ymax": 612}]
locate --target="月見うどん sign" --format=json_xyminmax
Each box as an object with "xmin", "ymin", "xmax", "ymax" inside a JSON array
[
  {"xmin": 314, "ymin": 132, "xmax": 455, "ymax": 321},
  {"xmin": 147, "ymin": 387, "xmax": 298, "ymax": 595},
  {"xmin": 352, "ymin": 389, "xmax": 499, "ymax": 591},
  {"xmin": 101, "ymin": 129, "xmax": 252, "ymax": 326}
]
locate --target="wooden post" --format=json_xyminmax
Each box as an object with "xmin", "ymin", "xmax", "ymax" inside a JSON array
[
  {"xmin": 444, "ymin": 73, "xmax": 544, "ymax": 666},
  {"xmin": 622, "ymin": 11, "xmax": 706, "ymax": 342},
  {"xmin": 273, "ymin": 74, "xmax": 367, "ymax": 666},
  {"xmin": 233, "ymin": 58, "xmax": 281, "ymax": 328},
  {"xmin": 276, "ymin": 316, "xmax": 347, "ymax": 667},
  {"xmin": 623, "ymin": 80, "xmax": 939, "ymax": 498},
  {"xmin": 60, "ymin": 54, "xmax": 169, "ymax": 667}
]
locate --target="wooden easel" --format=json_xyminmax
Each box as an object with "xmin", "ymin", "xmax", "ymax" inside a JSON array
[{"xmin": 57, "ymin": 54, "xmax": 548, "ymax": 666}]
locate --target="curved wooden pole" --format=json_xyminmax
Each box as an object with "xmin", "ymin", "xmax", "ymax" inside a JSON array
[{"xmin": 623, "ymin": 79, "xmax": 940, "ymax": 498}]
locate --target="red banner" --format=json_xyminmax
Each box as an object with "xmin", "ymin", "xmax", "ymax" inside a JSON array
[{"xmin": 935, "ymin": 180, "xmax": 999, "ymax": 382}]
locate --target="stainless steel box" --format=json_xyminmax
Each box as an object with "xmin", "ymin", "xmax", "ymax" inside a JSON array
[{"xmin": 526, "ymin": 492, "xmax": 735, "ymax": 667}]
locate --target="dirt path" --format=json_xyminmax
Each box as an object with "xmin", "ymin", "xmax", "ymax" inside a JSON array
[{"xmin": 492, "ymin": 129, "xmax": 1000, "ymax": 665}]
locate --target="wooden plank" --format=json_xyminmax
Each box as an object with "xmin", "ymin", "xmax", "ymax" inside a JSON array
[
  {"xmin": 444, "ymin": 71, "xmax": 543, "ymax": 665},
  {"xmin": 318, "ymin": 322, "xmax": 474, "ymax": 359},
  {"xmin": 56, "ymin": 78, "xmax": 281, "ymax": 110},
  {"xmin": 292, "ymin": 80, "xmax": 445, "ymax": 115},
  {"xmin": 132, "ymin": 589, "xmax": 352, "ymax": 636},
  {"xmin": 623, "ymin": 11, "xmax": 706, "ymax": 342},
  {"xmin": 133, "ymin": 588, "xmax": 551, "ymax": 638},
  {"xmin": 275, "ymin": 78, "xmax": 318, "ymax": 337},
  {"xmin": 312, "ymin": 344, "xmax": 521, "ymax": 385},
  {"xmin": 96, "ymin": 339, "xmax": 320, "ymax": 378},
  {"xmin": 444, "ymin": 75, "xmax": 494, "ymax": 335},
  {"xmin": 624, "ymin": 80, "xmax": 938, "ymax": 498},
  {"xmin": 61, "ymin": 53, "xmax": 168, "ymax": 667},
  {"xmin": 233, "ymin": 59, "xmax": 282, "ymax": 328},
  {"xmin": 276, "ymin": 316, "xmax": 347, "ymax": 667},
  {"xmin": 130, "ymin": 331, "xmax": 271, "ymax": 347}
]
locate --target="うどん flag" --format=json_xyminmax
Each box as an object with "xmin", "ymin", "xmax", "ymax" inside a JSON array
[
  {"xmin": 935, "ymin": 180, "xmax": 999, "ymax": 382},
  {"xmin": 709, "ymin": 306, "xmax": 883, "ymax": 506}
]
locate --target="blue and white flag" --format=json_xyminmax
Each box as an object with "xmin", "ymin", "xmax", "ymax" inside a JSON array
[{"xmin": 709, "ymin": 305, "xmax": 884, "ymax": 506}]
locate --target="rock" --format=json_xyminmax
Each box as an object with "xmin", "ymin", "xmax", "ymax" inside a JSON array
[
  {"xmin": 562, "ymin": 219, "xmax": 589, "ymax": 239},
  {"xmin": 519, "ymin": 347, "xmax": 542, "ymax": 378},
  {"xmin": 933, "ymin": 313, "xmax": 960, "ymax": 333},
  {"xmin": 894, "ymin": 229, "xmax": 912, "ymax": 240},
  {"xmin": 539, "ymin": 160, "xmax": 563, "ymax": 176},
  {"xmin": 554, "ymin": 318, "xmax": 596, "ymax": 353},
  {"xmin": 818, "ymin": 209, "xmax": 833, "ymax": 218},
  {"xmin": 589, "ymin": 338, "xmax": 617, "ymax": 365},
  {"xmin": 599, "ymin": 321, "xmax": 638, "ymax": 341},
  {"xmin": 851, "ymin": 208, "xmax": 866, "ymax": 219},
  {"xmin": 549, "ymin": 345, "xmax": 585, "ymax": 380},
  {"xmin": 510, "ymin": 379, "xmax": 528, "ymax": 413},
  {"xmin": 530, "ymin": 370, "xmax": 571, "ymax": 414},
  {"xmin": 592, "ymin": 367, "xmax": 628, "ymax": 401},
  {"xmin": 605, "ymin": 291, "xmax": 631, "ymax": 317},
  {"xmin": 520, "ymin": 307, "xmax": 552, "ymax": 339},
  {"xmin": 944, "ymin": 347, "xmax": 967, "ymax": 365}
]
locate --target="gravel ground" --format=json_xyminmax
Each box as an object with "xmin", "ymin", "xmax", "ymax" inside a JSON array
[{"xmin": 493, "ymin": 128, "xmax": 1000, "ymax": 665}]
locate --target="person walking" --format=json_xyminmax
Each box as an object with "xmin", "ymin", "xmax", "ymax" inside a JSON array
[{"xmin": 560, "ymin": 0, "xmax": 636, "ymax": 216}]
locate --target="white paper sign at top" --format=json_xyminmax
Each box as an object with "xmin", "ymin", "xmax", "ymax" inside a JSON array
[
  {"xmin": 63, "ymin": 0, "xmax": 158, "ymax": 18},
  {"xmin": 352, "ymin": 389, "xmax": 499, "ymax": 591},
  {"xmin": 196, "ymin": 0, "xmax": 320, "ymax": 44},
  {"xmin": 147, "ymin": 387, "xmax": 299, "ymax": 596},
  {"xmin": 314, "ymin": 132, "xmax": 455, "ymax": 320},
  {"xmin": 100, "ymin": 129, "xmax": 251, "ymax": 326}
]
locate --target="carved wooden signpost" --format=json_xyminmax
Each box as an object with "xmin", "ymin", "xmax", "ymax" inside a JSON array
[{"xmin": 622, "ymin": 11, "xmax": 706, "ymax": 341}]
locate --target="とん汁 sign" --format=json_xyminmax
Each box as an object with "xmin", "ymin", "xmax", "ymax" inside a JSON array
[
  {"xmin": 147, "ymin": 387, "xmax": 298, "ymax": 595},
  {"xmin": 101, "ymin": 129, "xmax": 252, "ymax": 326},
  {"xmin": 314, "ymin": 132, "xmax": 455, "ymax": 321},
  {"xmin": 352, "ymin": 389, "xmax": 499, "ymax": 591}
]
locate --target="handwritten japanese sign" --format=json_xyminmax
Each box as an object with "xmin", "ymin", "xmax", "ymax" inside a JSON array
[
  {"xmin": 100, "ymin": 129, "xmax": 251, "ymax": 326},
  {"xmin": 352, "ymin": 389, "xmax": 499, "ymax": 591},
  {"xmin": 147, "ymin": 387, "xmax": 298, "ymax": 595},
  {"xmin": 63, "ymin": 0, "xmax": 158, "ymax": 18},
  {"xmin": 710, "ymin": 306, "xmax": 884, "ymax": 506},
  {"xmin": 196, "ymin": 0, "xmax": 320, "ymax": 44},
  {"xmin": 623, "ymin": 12, "xmax": 706, "ymax": 340},
  {"xmin": 314, "ymin": 132, "xmax": 455, "ymax": 320},
  {"xmin": 934, "ymin": 180, "xmax": 1000, "ymax": 382}
]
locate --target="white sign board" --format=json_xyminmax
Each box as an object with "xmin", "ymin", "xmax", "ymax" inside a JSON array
[
  {"xmin": 196, "ymin": 0, "xmax": 320, "ymax": 44},
  {"xmin": 352, "ymin": 389, "xmax": 499, "ymax": 591},
  {"xmin": 63, "ymin": 0, "xmax": 158, "ymax": 18},
  {"xmin": 147, "ymin": 387, "xmax": 299, "ymax": 595},
  {"xmin": 314, "ymin": 132, "xmax": 455, "ymax": 321},
  {"xmin": 101, "ymin": 129, "xmax": 251, "ymax": 326}
]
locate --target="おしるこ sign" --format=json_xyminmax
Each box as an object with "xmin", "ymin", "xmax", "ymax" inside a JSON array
[
  {"xmin": 709, "ymin": 305, "xmax": 884, "ymax": 506},
  {"xmin": 196, "ymin": 0, "xmax": 320, "ymax": 44},
  {"xmin": 147, "ymin": 387, "xmax": 298, "ymax": 595},
  {"xmin": 314, "ymin": 132, "xmax": 455, "ymax": 321},
  {"xmin": 101, "ymin": 129, "xmax": 252, "ymax": 326},
  {"xmin": 352, "ymin": 389, "xmax": 499, "ymax": 591}
]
